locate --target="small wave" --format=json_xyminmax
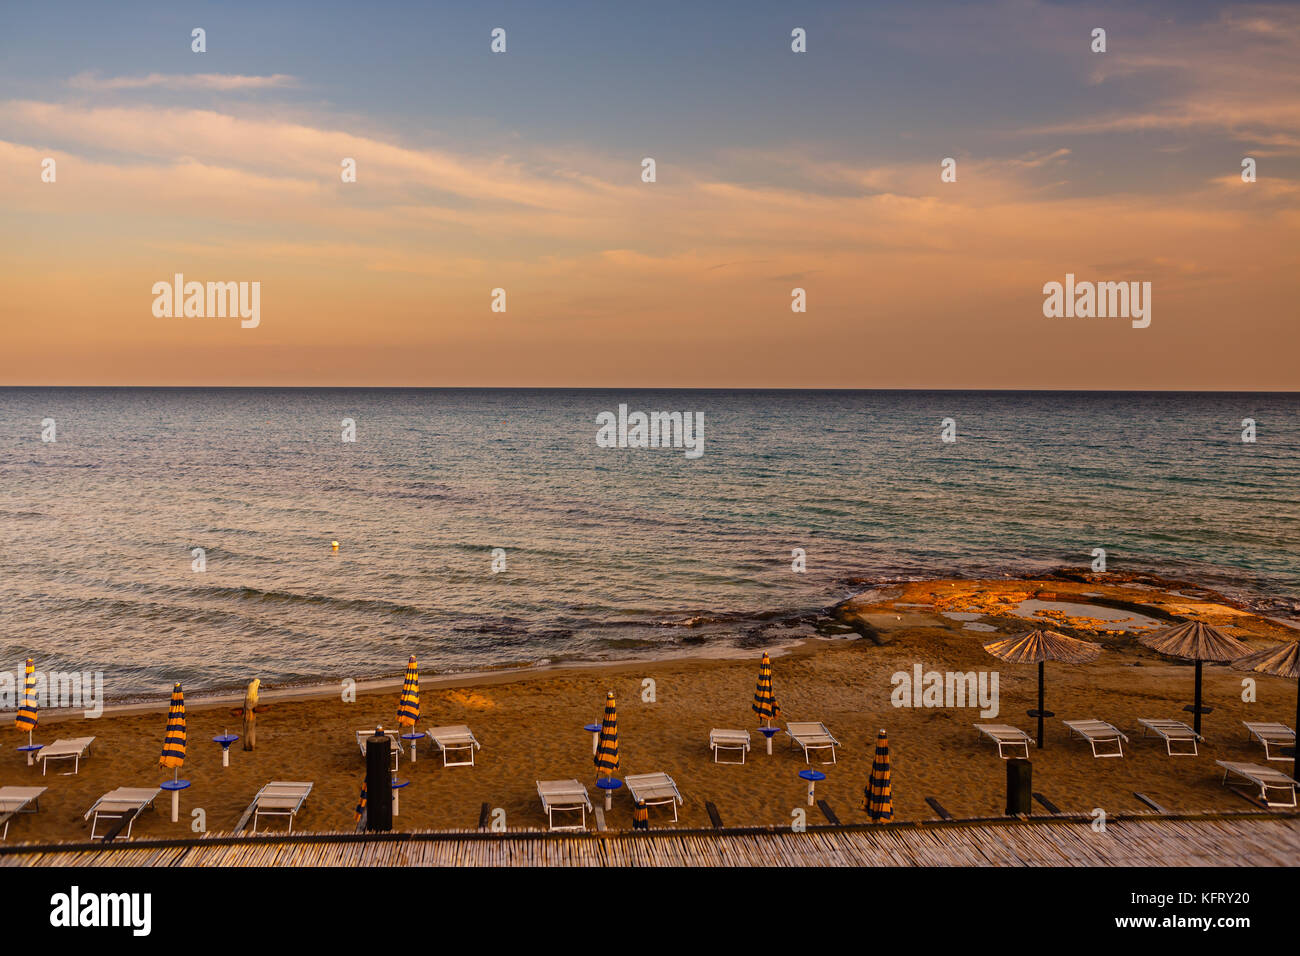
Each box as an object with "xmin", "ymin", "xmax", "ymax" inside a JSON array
[{"xmin": 195, "ymin": 584, "xmax": 429, "ymax": 617}]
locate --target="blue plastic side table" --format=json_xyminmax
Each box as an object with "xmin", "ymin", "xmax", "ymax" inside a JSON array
[
  {"xmin": 161, "ymin": 778, "xmax": 191, "ymax": 822},
  {"xmin": 595, "ymin": 776, "xmax": 622, "ymax": 811},
  {"xmin": 17, "ymin": 744, "xmax": 42, "ymax": 768},
  {"xmin": 584, "ymin": 723, "xmax": 601, "ymax": 755},
  {"xmin": 799, "ymin": 769, "xmax": 826, "ymax": 806},
  {"xmin": 391, "ymin": 779, "xmax": 410, "ymax": 818},
  {"xmin": 401, "ymin": 731, "xmax": 425, "ymax": 765},
  {"xmin": 757, "ymin": 726, "xmax": 782, "ymax": 755},
  {"xmin": 212, "ymin": 733, "xmax": 239, "ymax": 767}
]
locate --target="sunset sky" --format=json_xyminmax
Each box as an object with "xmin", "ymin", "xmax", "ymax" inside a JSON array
[{"xmin": 2, "ymin": 0, "xmax": 1297, "ymax": 388}]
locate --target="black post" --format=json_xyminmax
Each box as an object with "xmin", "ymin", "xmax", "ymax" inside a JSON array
[
  {"xmin": 1291, "ymin": 677, "xmax": 1299, "ymax": 760},
  {"xmin": 1037, "ymin": 661, "xmax": 1045, "ymax": 748},
  {"xmin": 1005, "ymin": 758, "xmax": 1032, "ymax": 816},
  {"xmin": 365, "ymin": 731, "xmax": 392, "ymax": 832},
  {"xmin": 1294, "ymin": 677, "xmax": 1299, "ymax": 759},
  {"xmin": 1193, "ymin": 660, "xmax": 1203, "ymax": 737}
]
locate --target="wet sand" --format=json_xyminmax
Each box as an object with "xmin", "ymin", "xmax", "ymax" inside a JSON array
[{"xmin": 5, "ymin": 578, "xmax": 1297, "ymax": 844}]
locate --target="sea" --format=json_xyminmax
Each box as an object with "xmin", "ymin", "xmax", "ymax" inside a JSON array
[{"xmin": 1, "ymin": 388, "xmax": 1297, "ymax": 701}]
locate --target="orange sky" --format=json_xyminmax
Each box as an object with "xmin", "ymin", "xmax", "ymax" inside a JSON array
[{"xmin": 2, "ymin": 2, "xmax": 1298, "ymax": 388}]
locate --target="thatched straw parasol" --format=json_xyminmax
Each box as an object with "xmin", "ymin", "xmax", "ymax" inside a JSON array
[
  {"xmin": 1138, "ymin": 621, "xmax": 1251, "ymax": 735},
  {"xmin": 1232, "ymin": 639, "xmax": 1299, "ymax": 758},
  {"xmin": 984, "ymin": 629, "xmax": 1102, "ymax": 748}
]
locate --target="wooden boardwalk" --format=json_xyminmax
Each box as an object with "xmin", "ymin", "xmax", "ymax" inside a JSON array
[{"xmin": 3, "ymin": 812, "xmax": 1297, "ymax": 866}]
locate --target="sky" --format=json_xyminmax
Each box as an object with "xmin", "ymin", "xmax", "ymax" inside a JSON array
[{"xmin": 1, "ymin": 0, "xmax": 1297, "ymax": 388}]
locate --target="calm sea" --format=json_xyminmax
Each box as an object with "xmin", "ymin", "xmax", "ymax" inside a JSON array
[{"xmin": 2, "ymin": 388, "xmax": 1297, "ymax": 700}]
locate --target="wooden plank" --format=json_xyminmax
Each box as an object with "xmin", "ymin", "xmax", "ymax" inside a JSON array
[
  {"xmin": 232, "ymin": 798, "xmax": 257, "ymax": 834},
  {"xmin": 816, "ymin": 800, "xmax": 840, "ymax": 825},
  {"xmin": 1133, "ymin": 792, "xmax": 1169, "ymax": 814},
  {"xmin": 925, "ymin": 796, "xmax": 954, "ymax": 820},
  {"xmin": 593, "ymin": 806, "xmax": 607, "ymax": 832},
  {"xmin": 1032, "ymin": 792, "xmax": 1061, "ymax": 815},
  {"xmin": 704, "ymin": 801, "xmax": 724, "ymax": 828},
  {"xmin": 101, "ymin": 808, "xmax": 138, "ymax": 843}
]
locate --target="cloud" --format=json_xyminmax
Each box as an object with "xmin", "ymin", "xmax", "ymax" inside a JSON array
[
  {"xmin": 68, "ymin": 72, "xmax": 299, "ymax": 92},
  {"xmin": 1032, "ymin": 5, "xmax": 1300, "ymax": 153}
]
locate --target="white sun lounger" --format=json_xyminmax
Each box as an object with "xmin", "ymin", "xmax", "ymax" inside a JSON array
[
  {"xmin": 624, "ymin": 772, "xmax": 685, "ymax": 822},
  {"xmin": 709, "ymin": 729, "xmax": 751, "ymax": 764},
  {"xmin": 1138, "ymin": 718, "xmax": 1204, "ymax": 756},
  {"xmin": 1063, "ymin": 719, "xmax": 1129, "ymax": 758},
  {"xmin": 537, "ymin": 779, "xmax": 592, "ymax": 831},
  {"xmin": 252, "ymin": 781, "xmax": 314, "ymax": 833},
  {"xmin": 1243, "ymin": 722, "xmax": 1296, "ymax": 762},
  {"xmin": 84, "ymin": 787, "xmax": 159, "ymax": 840},
  {"xmin": 35, "ymin": 737, "xmax": 95, "ymax": 775},
  {"xmin": 355, "ymin": 730, "xmax": 404, "ymax": 773},
  {"xmin": 974, "ymin": 724, "xmax": 1035, "ymax": 758},
  {"xmin": 786, "ymin": 721, "xmax": 840, "ymax": 764},
  {"xmin": 1216, "ymin": 761, "xmax": 1298, "ymax": 808},
  {"xmin": 0, "ymin": 786, "xmax": 47, "ymax": 840},
  {"xmin": 425, "ymin": 725, "xmax": 481, "ymax": 767}
]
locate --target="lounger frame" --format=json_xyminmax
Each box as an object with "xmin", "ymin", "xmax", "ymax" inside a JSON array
[
  {"xmin": 0, "ymin": 786, "xmax": 46, "ymax": 840},
  {"xmin": 425, "ymin": 725, "xmax": 481, "ymax": 767},
  {"xmin": 1243, "ymin": 722, "xmax": 1296, "ymax": 762},
  {"xmin": 84, "ymin": 787, "xmax": 159, "ymax": 840},
  {"xmin": 786, "ymin": 722, "xmax": 840, "ymax": 764},
  {"xmin": 1138, "ymin": 718, "xmax": 1203, "ymax": 756},
  {"xmin": 974, "ymin": 724, "xmax": 1034, "ymax": 759},
  {"xmin": 35, "ymin": 736, "xmax": 95, "ymax": 775},
  {"xmin": 1063, "ymin": 719, "xmax": 1129, "ymax": 758},
  {"xmin": 1216, "ymin": 761, "xmax": 1298, "ymax": 809},
  {"xmin": 537, "ymin": 780, "xmax": 591, "ymax": 831},
  {"xmin": 252, "ymin": 781, "xmax": 314, "ymax": 833},
  {"xmin": 709, "ymin": 729, "xmax": 751, "ymax": 764},
  {"xmin": 624, "ymin": 772, "xmax": 685, "ymax": 822}
]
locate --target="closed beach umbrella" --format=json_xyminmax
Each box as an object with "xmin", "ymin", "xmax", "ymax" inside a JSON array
[
  {"xmin": 160, "ymin": 682, "xmax": 186, "ymax": 772},
  {"xmin": 1232, "ymin": 639, "xmax": 1299, "ymax": 755},
  {"xmin": 397, "ymin": 655, "xmax": 420, "ymax": 761},
  {"xmin": 14, "ymin": 658, "xmax": 38, "ymax": 744},
  {"xmin": 355, "ymin": 779, "xmax": 368, "ymax": 826},
  {"xmin": 984, "ymin": 629, "xmax": 1102, "ymax": 748},
  {"xmin": 862, "ymin": 729, "xmax": 893, "ymax": 822},
  {"xmin": 398, "ymin": 655, "xmax": 420, "ymax": 728},
  {"xmin": 752, "ymin": 652, "xmax": 782, "ymax": 726},
  {"xmin": 595, "ymin": 691, "xmax": 620, "ymax": 775},
  {"xmin": 1138, "ymin": 621, "xmax": 1250, "ymax": 735}
]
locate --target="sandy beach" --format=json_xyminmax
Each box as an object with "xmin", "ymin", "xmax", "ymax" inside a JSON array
[{"xmin": 4, "ymin": 577, "xmax": 1296, "ymax": 845}]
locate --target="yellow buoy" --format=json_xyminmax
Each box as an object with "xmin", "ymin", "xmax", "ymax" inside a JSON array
[{"xmin": 331, "ymin": 541, "xmax": 339, "ymax": 551}]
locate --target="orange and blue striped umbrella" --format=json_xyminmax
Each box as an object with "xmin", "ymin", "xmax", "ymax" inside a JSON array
[
  {"xmin": 159, "ymin": 682, "xmax": 186, "ymax": 769},
  {"xmin": 14, "ymin": 658, "xmax": 38, "ymax": 734},
  {"xmin": 633, "ymin": 801, "xmax": 649, "ymax": 830},
  {"xmin": 751, "ymin": 652, "xmax": 781, "ymax": 725},
  {"xmin": 863, "ymin": 729, "xmax": 893, "ymax": 822},
  {"xmin": 397, "ymin": 655, "xmax": 420, "ymax": 728},
  {"xmin": 594, "ymin": 692, "xmax": 619, "ymax": 775}
]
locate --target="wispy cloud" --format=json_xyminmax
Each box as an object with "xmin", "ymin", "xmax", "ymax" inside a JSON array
[{"xmin": 68, "ymin": 72, "xmax": 299, "ymax": 92}]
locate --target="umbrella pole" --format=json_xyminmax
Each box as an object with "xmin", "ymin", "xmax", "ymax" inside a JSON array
[
  {"xmin": 1193, "ymin": 660, "xmax": 1203, "ymax": 736},
  {"xmin": 1036, "ymin": 661, "xmax": 1045, "ymax": 749}
]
